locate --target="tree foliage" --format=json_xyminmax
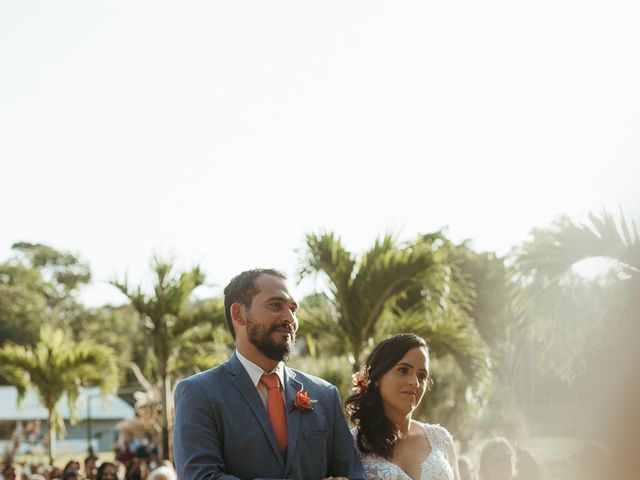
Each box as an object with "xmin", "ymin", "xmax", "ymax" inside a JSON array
[
  {"xmin": 511, "ymin": 210, "xmax": 640, "ymax": 384},
  {"xmin": 0, "ymin": 243, "xmax": 91, "ymax": 347},
  {"xmin": 299, "ymin": 231, "xmax": 441, "ymax": 370},
  {"xmin": 111, "ymin": 256, "xmax": 226, "ymax": 460},
  {"xmin": 0, "ymin": 326, "xmax": 119, "ymax": 464}
]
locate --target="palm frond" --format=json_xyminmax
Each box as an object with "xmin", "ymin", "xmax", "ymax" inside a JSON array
[
  {"xmin": 515, "ymin": 211, "xmax": 640, "ymax": 282},
  {"xmin": 352, "ymin": 240, "xmax": 436, "ymax": 339},
  {"xmin": 299, "ymin": 231, "xmax": 356, "ymax": 298}
]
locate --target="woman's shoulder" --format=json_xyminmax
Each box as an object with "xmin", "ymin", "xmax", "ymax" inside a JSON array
[{"xmin": 416, "ymin": 421, "xmax": 454, "ymax": 445}]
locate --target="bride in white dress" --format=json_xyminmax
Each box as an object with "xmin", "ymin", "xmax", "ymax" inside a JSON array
[{"xmin": 345, "ymin": 334, "xmax": 460, "ymax": 480}]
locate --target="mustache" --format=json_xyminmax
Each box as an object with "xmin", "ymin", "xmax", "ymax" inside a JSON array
[{"xmin": 270, "ymin": 322, "xmax": 296, "ymax": 334}]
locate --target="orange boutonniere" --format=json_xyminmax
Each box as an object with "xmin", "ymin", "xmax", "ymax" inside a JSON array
[{"xmin": 292, "ymin": 390, "xmax": 317, "ymax": 412}]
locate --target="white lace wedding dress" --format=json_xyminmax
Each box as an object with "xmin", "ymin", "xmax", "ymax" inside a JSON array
[{"xmin": 352, "ymin": 423, "xmax": 459, "ymax": 480}]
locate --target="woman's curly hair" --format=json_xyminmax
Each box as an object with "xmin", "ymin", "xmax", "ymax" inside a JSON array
[{"xmin": 345, "ymin": 333, "xmax": 430, "ymax": 459}]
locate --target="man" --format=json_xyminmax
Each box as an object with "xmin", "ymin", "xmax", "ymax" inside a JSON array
[{"xmin": 173, "ymin": 269, "xmax": 364, "ymax": 480}]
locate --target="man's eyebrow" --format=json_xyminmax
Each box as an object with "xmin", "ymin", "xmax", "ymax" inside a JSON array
[{"xmin": 265, "ymin": 294, "xmax": 297, "ymax": 305}]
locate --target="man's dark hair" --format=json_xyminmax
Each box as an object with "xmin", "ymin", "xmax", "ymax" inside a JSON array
[{"xmin": 223, "ymin": 268, "xmax": 286, "ymax": 338}]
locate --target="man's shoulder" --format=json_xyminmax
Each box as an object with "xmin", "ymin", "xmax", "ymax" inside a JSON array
[
  {"xmin": 177, "ymin": 359, "xmax": 230, "ymax": 390},
  {"xmin": 287, "ymin": 367, "xmax": 336, "ymax": 391}
]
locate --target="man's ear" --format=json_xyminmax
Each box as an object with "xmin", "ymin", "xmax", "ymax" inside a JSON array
[{"xmin": 230, "ymin": 302, "xmax": 246, "ymax": 328}]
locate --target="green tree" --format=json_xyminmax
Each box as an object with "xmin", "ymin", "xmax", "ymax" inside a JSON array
[
  {"xmin": 299, "ymin": 232, "xmax": 440, "ymax": 371},
  {"xmin": 511, "ymin": 210, "xmax": 640, "ymax": 384},
  {"xmin": 298, "ymin": 231, "xmax": 493, "ymax": 446},
  {"xmin": 298, "ymin": 231, "xmax": 490, "ymax": 377},
  {"xmin": 0, "ymin": 242, "xmax": 91, "ymax": 347},
  {"xmin": 0, "ymin": 264, "xmax": 46, "ymax": 346},
  {"xmin": 70, "ymin": 305, "xmax": 148, "ymax": 386},
  {"xmin": 111, "ymin": 257, "xmax": 225, "ymax": 460},
  {"xmin": 10, "ymin": 242, "xmax": 90, "ymax": 309},
  {"xmin": 0, "ymin": 326, "xmax": 119, "ymax": 464},
  {"xmin": 387, "ymin": 234, "xmax": 492, "ymax": 385}
]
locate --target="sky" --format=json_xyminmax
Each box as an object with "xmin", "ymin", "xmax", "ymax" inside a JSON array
[{"xmin": 1, "ymin": 1, "xmax": 639, "ymax": 307}]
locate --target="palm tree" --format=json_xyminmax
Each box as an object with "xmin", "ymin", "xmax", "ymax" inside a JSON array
[
  {"xmin": 511, "ymin": 210, "xmax": 640, "ymax": 383},
  {"xmin": 0, "ymin": 326, "xmax": 119, "ymax": 464},
  {"xmin": 298, "ymin": 231, "xmax": 488, "ymax": 375},
  {"xmin": 515, "ymin": 210, "xmax": 639, "ymax": 282},
  {"xmin": 111, "ymin": 256, "xmax": 223, "ymax": 461}
]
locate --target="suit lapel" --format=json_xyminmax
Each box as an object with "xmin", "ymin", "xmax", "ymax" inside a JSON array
[
  {"xmin": 284, "ymin": 367, "xmax": 304, "ymax": 473},
  {"xmin": 227, "ymin": 353, "xmax": 285, "ymax": 467}
]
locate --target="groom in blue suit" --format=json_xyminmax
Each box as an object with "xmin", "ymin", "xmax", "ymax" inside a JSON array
[{"xmin": 173, "ymin": 268, "xmax": 365, "ymax": 480}]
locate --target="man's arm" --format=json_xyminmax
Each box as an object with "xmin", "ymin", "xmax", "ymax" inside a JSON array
[
  {"xmin": 174, "ymin": 378, "xmax": 293, "ymax": 480},
  {"xmin": 326, "ymin": 386, "xmax": 366, "ymax": 480},
  {"xmin": 173, "ymin": 378, "xmax": 242, "ymax": 480}
]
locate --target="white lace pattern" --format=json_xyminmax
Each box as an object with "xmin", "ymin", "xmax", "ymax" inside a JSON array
[{"xmin": 352, "ymin": 423, "xmax": 456, "ymax": 480}]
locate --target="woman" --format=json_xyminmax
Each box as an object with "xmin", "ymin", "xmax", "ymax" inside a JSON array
[
  {"xmin": 62, "ymin": 462, "xmax": 80, "ymax": 476},
  {"xmin": 346, "ymin": 333, "xmax": 460, "ymax": 480},
  {"xmin": 478, "ymin": 438, "xmax": 515, "ymax": 480},
  {"xmin": 96, "ymin": 463, "xmax": 117, "ymax": 480}
]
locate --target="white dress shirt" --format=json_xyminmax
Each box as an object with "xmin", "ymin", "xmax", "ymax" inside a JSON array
[{"xmin": 235, "ymin": 349, "xmax": 286, "ymax": 409}]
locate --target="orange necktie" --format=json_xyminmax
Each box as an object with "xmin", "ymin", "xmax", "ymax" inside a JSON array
[{"xmin": 260, "ymin": 373, "xmax": 287, "ymax": 452}]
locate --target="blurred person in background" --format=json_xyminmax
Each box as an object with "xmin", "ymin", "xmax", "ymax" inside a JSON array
[
  {"xmin": 478, "ymin": 438, "xmax": 516, "ymax": 480},
  {"xmin": 43, "ymin": 467, "xmax": 63, "ymax": 480},
  {"xmin": 572, "ymin": 442, "xmax": 608, "ymax": 480},
  {"xmin": 513, "ymin": 449, "xmax": 544, "ymax": 480},
  {"xmin": 147, "ymin": 464, "xmax": 175, "ymax": 480},
  {"xmin": 1, "ymin": 464, "xmax": 24, "ymax": 480},
  {"xmin": 458, "ymin": 457, "xmax": 477, "ymax": 480},
  {"xmin": 114, "ymin": 464, "xmax": 125, "ymax": 480},
  {"xmin": 62, "ymin": 471, "xmax": 80, "ymax": 480},
  {"xmin": 61, "ymin": 463, "xmax": 79, "ymax": 477},
  {"xmin": 95, "ymin": 464, "xmax": 117, "ymax": 480},
  {"xmin": 124, "ymin": 459, "xmax": 148, "ymax": 480},
  {"xmin": 82, "ymin": 457, "xmax": 97, "ymax": 480}
]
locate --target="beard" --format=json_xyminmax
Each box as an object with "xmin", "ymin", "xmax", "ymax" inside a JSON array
[{"xmin": 246, "ymin": 316, "xmax": 296, "ymax": 361}]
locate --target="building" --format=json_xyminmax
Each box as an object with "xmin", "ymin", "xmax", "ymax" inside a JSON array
[{"xmin": 0, "ymin": 386, "xmax": 134, "ymax": 455}]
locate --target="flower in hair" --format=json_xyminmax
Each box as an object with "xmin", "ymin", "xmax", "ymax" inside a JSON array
[{"xmin": 351, "ymin": 368, "xmax": 370, "ymax": 393}]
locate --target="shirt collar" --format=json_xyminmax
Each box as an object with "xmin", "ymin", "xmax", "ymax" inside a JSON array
[{"xmin": 235, "ymin": 349, "xmax": 285, "ymax": 389}]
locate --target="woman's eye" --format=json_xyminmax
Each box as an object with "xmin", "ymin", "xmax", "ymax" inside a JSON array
[{"xmin": 398, "ymin": 367, "xmax": 408, "ymax": 374}]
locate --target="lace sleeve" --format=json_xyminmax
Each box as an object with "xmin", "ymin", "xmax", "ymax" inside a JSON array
[
  {"xmin": 430, "ymin": 425, "xmax": 460, "ymax": 480},
  {"xmin": 350, "ymin": 429, "xmax": 399, "ymax": 480},
  {"xmin": 359, "ymin": 456, "xmax": 400, "ymax": 480}
]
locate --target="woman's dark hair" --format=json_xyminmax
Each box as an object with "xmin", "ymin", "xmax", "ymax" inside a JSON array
[
  {"xmin": 62, "ymin": 472, "xmax": 79, "ymax": 480},
  {"xmin": 63, "ymin": 461, "xmax": 80, "ymax": 475},
  {"xmin": 345, "ymin": 333, "xmax": 429, "ymax": 459},
  {"xmin": 96, "ymin": 463, "xmax": 116, "ymax": 480}
]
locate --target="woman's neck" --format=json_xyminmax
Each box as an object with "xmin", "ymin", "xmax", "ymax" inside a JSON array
[{"xmin": 385, "ymin": 410, "xmax": 413, "ymax": 436}]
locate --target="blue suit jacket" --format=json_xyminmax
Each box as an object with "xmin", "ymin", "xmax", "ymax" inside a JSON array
[{"xmin": 173, "ymin": 353, "xmax": 365, "ymax": 480}]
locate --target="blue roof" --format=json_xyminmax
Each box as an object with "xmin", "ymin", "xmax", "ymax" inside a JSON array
[{"xmin": 0, "ymin": 386, "xmax": 134, "ymax": 421}]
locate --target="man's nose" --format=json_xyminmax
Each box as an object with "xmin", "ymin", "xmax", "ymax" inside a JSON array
[{"xmin": 285, "ymin": 310, "xmax": 299, "ymax": 331}]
